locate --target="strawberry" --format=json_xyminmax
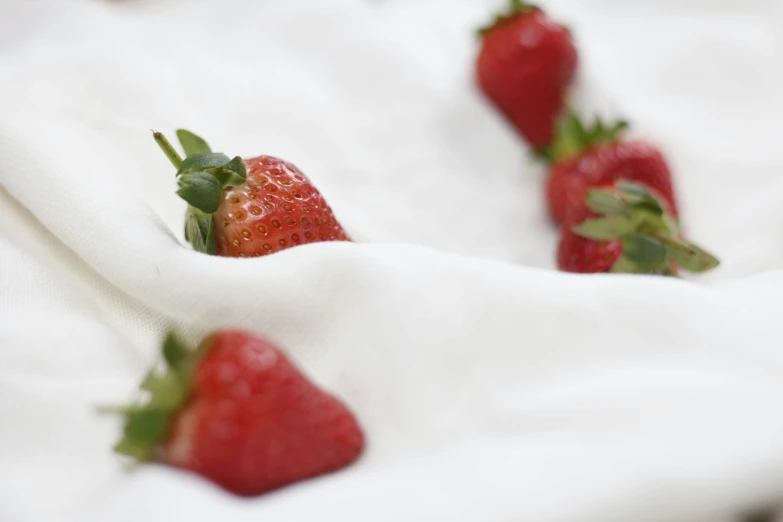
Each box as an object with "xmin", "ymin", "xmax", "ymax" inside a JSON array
[
  {"xmin": 557, "ymin": 181, "xmax": 719, "ymax": 275},
  {"xmin": 153, "ymin": 130, "xmax": 350, "ymax": 257},
  {"xmin": 476, "ymin": 0, "xmax": 578, "ymax": 150},
  {"xmin": 107, "ymin": 331, "xmax": 365, "ymax": 496},
  {"xmin": 546, "ymin": 112, "xmax": 678, "ymax": 225}
]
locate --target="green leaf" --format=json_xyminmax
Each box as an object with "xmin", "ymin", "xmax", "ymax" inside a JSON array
[
  {"xmin": 191, "ymin": 207, "xmax": 212, "ymax": 237},
  {"xmin": 635, "ymin": 209, "xmax": 671, "ymax": 236},
  {"xmin": 593, "ymin": 116, "xmax": 605, "ymax": 136},
  {"xmin": 139, "ymin": 371, "xmax": 188, "ymax": 408},
  {"xmin": 610, "ymin": 255, "xmax": 644, "ymax": 274},
  {"xmin": 585, "ymin": 188, "xmax": 628, "ymax": 215},
  {"xmin": 588, "ymin": 119, "xmax": 628, "ymax": 143},
  {"xmin": 657, "ymin": 236, "xmax": 720, "ymax": 273},
  {"xmin": 203, "ymin": 216, "xmax": 216, "ymax": 255},
  {"xmin": 550, "ymin": 110, "xmax": 629, "ymax": 163},
  {"xmin": 140, "ymin": 369, "xmax": 162, "ymax": 393},
  {"xmin": 184, "ymin": 207, "xmax": 217, "ymax": 255},
  {"xmin": 610, "ymin": 120, "xmax": 630, "ymax": 135},
  {"xmin": 618, "ymin": 182, "xmax": 664, "ymax": 215},
  {"xmin": 162, "ymin": 333, "xmax": 189, "ymax": 369},
  {"xmin": 105, "ymin": 332, "xmax": 206, "ymax": 464},
  {"xmin": 115, "ymin": 407, "xmax": 173, "ymax": 460},
  {"xmin": 185, "ymin": 210, "xmax": 204, "ymax": 252},
  {"xmin": 213, "ymin": 171, "xmax": 245, "ymax": 188},
  {"xmin": 113, "ymin": 436, "xmax": 154, "ymax": 460},
  {"xmin": 682, "ymin": 243, "xmax": 720, "ymax": 273},
  {"xmin": 551, "ymin": 110, "xmax": 587, "ymax": 161},
  {"xmin": 176, "ymin": 129, "xmax": 212, "ymax": 157},
  {"xmin": 663, "ymin": 215, "xmax": 680, "ymax": 237},
  {"xmin": 532, "ymin": 146, "xmax": 553, "ymax": 163},
  {"xmin": 177, "ymin": 152, "xmax": 232, "ymax": 176},
  {"xmin": 476, "ymin": 0, "xmax": 537, "ymax": 36},
  {"xmin": 119, "ymin": 408, "xmax": 171, "ymax": 450},
  {"xmin": 176, "ymin": 172, "xmax": 222, "ymax": 214},
  {"xmin": 223, "ymin": 156, "xmax": 247, "ymax": 181},
  {"xmin": 572, "ymin": 215, "xmax": 640, "ymax": 241},
  {"xmin": 617, "ymin": 181, "xmax": 651, "ymax": 196},
  {"xmin": 193, "ymin": 208, "xmax": 216, "ymax": 255},
  {"xmin": 213, "ymin": 157, "xmax": 247, "ymax": 188},
  {"xmin": 621, "ymin": 235, "xmax": 667, "ymax": 268}
]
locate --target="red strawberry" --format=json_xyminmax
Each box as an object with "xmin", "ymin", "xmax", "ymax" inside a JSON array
[
  {"xmin": 557, "ymin": 181, "xmax": 719, "ymax": 275},
  {"xmin": 476, "ymin": 0, "xmax": 578, "ymax": 150},
  {"xmin": 153, "ymin": 130, "xmax": 350, "ymax": 257},
  {"xmin": 546, "ymin": 113, "xmax": 678, "ymax": 225},
  {"xmin": 108, "ymin": 331, "xmax": 365, "ymax": 496}
]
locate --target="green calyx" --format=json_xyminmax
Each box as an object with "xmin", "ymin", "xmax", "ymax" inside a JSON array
[
  {"xmin": 153, "ymin": 129, "xmax": 248, "ymax": 255},
  {"xmin": 572, "ymin": 182, "xmax": 720, "ymax": 276},
  {"xmin": 546, "ymin": 110, "xmax": 629, "ymax": 163},
  {"xmin": 477, "ymin": 0, "xmax": 538, "ymax": 36},
  {"xmin": 100, "ymin": 333, "xmax": 211, "ymax": 461}
]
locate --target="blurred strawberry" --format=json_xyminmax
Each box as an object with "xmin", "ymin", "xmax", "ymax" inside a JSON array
[
  {"xmin": 107, "ymin": 331, "xmax": 365, "ymax": 496},
  {"xmin": 546, "ymin": 113, "xmax": 678, "ymax": 225},
  {"xmin": 557, "ymin": 181, "xmax": 718, "ymax": 275},
  {"xmin": 476, "ymin": 0, "xmax": 578, "ymax": 150}
]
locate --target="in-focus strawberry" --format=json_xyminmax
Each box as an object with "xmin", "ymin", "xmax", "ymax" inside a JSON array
[
  {"xmin": 153, "ymin": 130, "xmax": 350, "ymax": 257},
  {"xmin": 107, "ymin": 331, "xmax": 365, "ymax": 496},
  {"xmin": 546, "ymin": 113, "xmax": 678, "ymax": 225},
  {"xmin": 476, "ymin": 0, "xmax": 578, "ymax": 151},
  {"xmin": 557, "ymin": 181, "xmax": 719, "ymax": 275}
]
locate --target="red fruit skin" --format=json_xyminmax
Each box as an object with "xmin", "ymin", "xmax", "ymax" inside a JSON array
[
  {"xmin": 476, "ymin": 9, "xmax": 577, "ymax": 149},
  {"xmin": 212, "ymin": 156, "xmax": 350, "ymax": 257},
  {"xmin": 557, "ymin": 228, "xmax": 624, "ymax": 273},
  {"xmin": 546, "ymin": 140, "xmax": 678, "ymax": 226},
  {"xmin": 164, "ymin": 331, "xmax": 365, "ymax": 496}
]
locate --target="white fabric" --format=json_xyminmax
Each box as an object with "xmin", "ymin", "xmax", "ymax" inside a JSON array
[{"xmin": 1, "ymin": 0, "xmax": 782, "ymax": 521}]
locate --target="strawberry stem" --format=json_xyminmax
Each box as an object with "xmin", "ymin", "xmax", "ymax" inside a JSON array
[
  {"xmin": 548, "ymin": 110, "xmax": 629, "ymax": 164},
  {"xmin": 153, "ymin": 130, "xmax": 183, "ymax": 169},
  {"xmin": 477, "ymin": 0, "xmax": 538, "ymax": 36}
]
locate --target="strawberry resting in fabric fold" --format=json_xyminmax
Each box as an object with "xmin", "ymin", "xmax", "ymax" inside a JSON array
[{"xmin": 154, "ymin": 130, "xmax": 350, "ymax": 257}]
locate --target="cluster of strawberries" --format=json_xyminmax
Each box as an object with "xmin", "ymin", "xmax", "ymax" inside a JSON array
[
  {"xmin": 108, "ymin": 1, "xmax": 721, "ymax": 502},
  {"xmin": 476, "ymin": 0, "xmax": 719, "ymax": 275},
  {"xmin": 109, "ymin": 132, "xmax": 362, "ymax": 496}
]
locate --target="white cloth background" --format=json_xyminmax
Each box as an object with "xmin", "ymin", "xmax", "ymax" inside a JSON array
[{"xmin": 1, "ymin": 0, "xmax": 782, "ymax": 521}]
